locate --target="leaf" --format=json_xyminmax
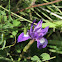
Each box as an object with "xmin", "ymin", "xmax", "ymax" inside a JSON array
[
  {"xmin": 8, "ymin": 15, "xmax": 13, "ymax": 21},
  {"xmin": 16, "ymin": 49, "xmax": 21, "ymax": 53},
  {"xmin": 0, "ymin": 17, "xmax": 1, "ymax": 22},
  {"xmin": 13, "ymin": 20, "xmax": 20, "ymax": 26},
  {"xmin": 49, "ymin": 49, "xmax": 62, "ymax": 54},
  {"xmin": 3, "ymin": 16, "xmax": 7, "ymax": 21},
  {"xmin": 0, "ymin": 33, "xmax": 5, "ymax": 45},
  {"xmin": 54, "ymin": 21, "xmax": 62, "ymax": 26},
  {"xmin": 10, "ymin": 35, "xmax": 14, "ymax": 38},
  {"xmin": 12, "ymin": 30, "xmax": 18, "ymax": 36},
  {"xmin": 0, "ymin": 56, "xmax": 12, "ymax": 61},
  {"xmin": 40, "ymin": 53, "xmax": 50, "ymax": 61},
  {"xmin": 1, "ymin": 11, "xmax": 6, "ymax": 15},
  {"xmin": 31, "ymin": 55, "xmax": 41, "ymax": 62},
  {"xmin": 6, "ymin": 22, "xmax": 13, "ymax": 27},
  {"xmin": 42, "ymin": 22, "xmax": 56, "ymax": 28}
]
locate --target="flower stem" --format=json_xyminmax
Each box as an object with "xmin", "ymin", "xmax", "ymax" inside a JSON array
[
  {"xmin": 18, "ymin": 39, "xmax": 35, "ymax": 61},
  {"xmin": 23, "ymin": 39, "xmax": 35, "ymax": 52}
]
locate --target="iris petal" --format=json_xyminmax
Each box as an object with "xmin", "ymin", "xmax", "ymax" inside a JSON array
[
  {"xmin": 35, "ymin": 26, "xmax": 49, "ymax": 39},
  {"xmin": 34, "ymin": 27, "xmax": 41, "ymax": 33},
  {"xmin": 30, "ymin": 19, "xmax": 36, "ymax": 37},
  {"xmin": 40, "ymin": 26, "xmax": 49, "ymax": 36},
  {"xmin": 42, "ymin": 38, "xmax": 48, "ymax": 48},
  {"xmin": 34, "ymin": 19, "xmax": 43, "ymax": 31},
  {"xmin": 17, "ymin": 32, "xmax": 30, "ymax": 42},
  {"xmin": 36, "ymin": 37, "xmax": 48, "ymax": 49},
  {"xmin": 30, "ymin": 19, "xmax": 36, "ymax": 33}
]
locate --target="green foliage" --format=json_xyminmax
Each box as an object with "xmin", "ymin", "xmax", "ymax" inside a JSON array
[
  {"xmin": 12, "ymin": 30, "xmax": 18, "ymax": 36},
  {"xmin": 40, "ymin": 53, "xmax": 50, "ymax": 61},
  {"xmin": 13, "ymin": 20, "xmax": 20, "ymax": 26},
  {"xmin": 31, "ymin": 55, "xmax": 41, "ymax": 62},
  {"xmin": 31, "ymin": 53, "xmax": 55, "ymax": 62}
]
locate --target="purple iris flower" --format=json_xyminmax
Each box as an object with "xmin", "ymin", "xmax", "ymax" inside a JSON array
[{"xmin": 18, "ymin": 19, "xmax": 49, "ymax": 49}]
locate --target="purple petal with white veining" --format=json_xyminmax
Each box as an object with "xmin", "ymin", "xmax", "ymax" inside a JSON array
[
  {"xmin": 40, "ymin": 26, "xmax": 49, "ymax": 36},
  {"xmin": 35, "ymin": 26, "xmax": 49, "ymax": 39},
  {"xmin": 17, "ymin": 32, "xmax": 30, "ymax": 42},
  {"xmin": 36, "ymin": 37, "xmax": 48, "ymax": 49},
  {"xmin": 34, "ymin": 27, "xmax": 41, "ymax": 33},
  {"xmin": 34, "ymin": 19, "xmax": 43, "ymax": 31}
]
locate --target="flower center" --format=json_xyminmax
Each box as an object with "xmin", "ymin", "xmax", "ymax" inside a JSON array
[{"xmin": 24, "ymin": 32, "xmax": 29, "ymax": 37}]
